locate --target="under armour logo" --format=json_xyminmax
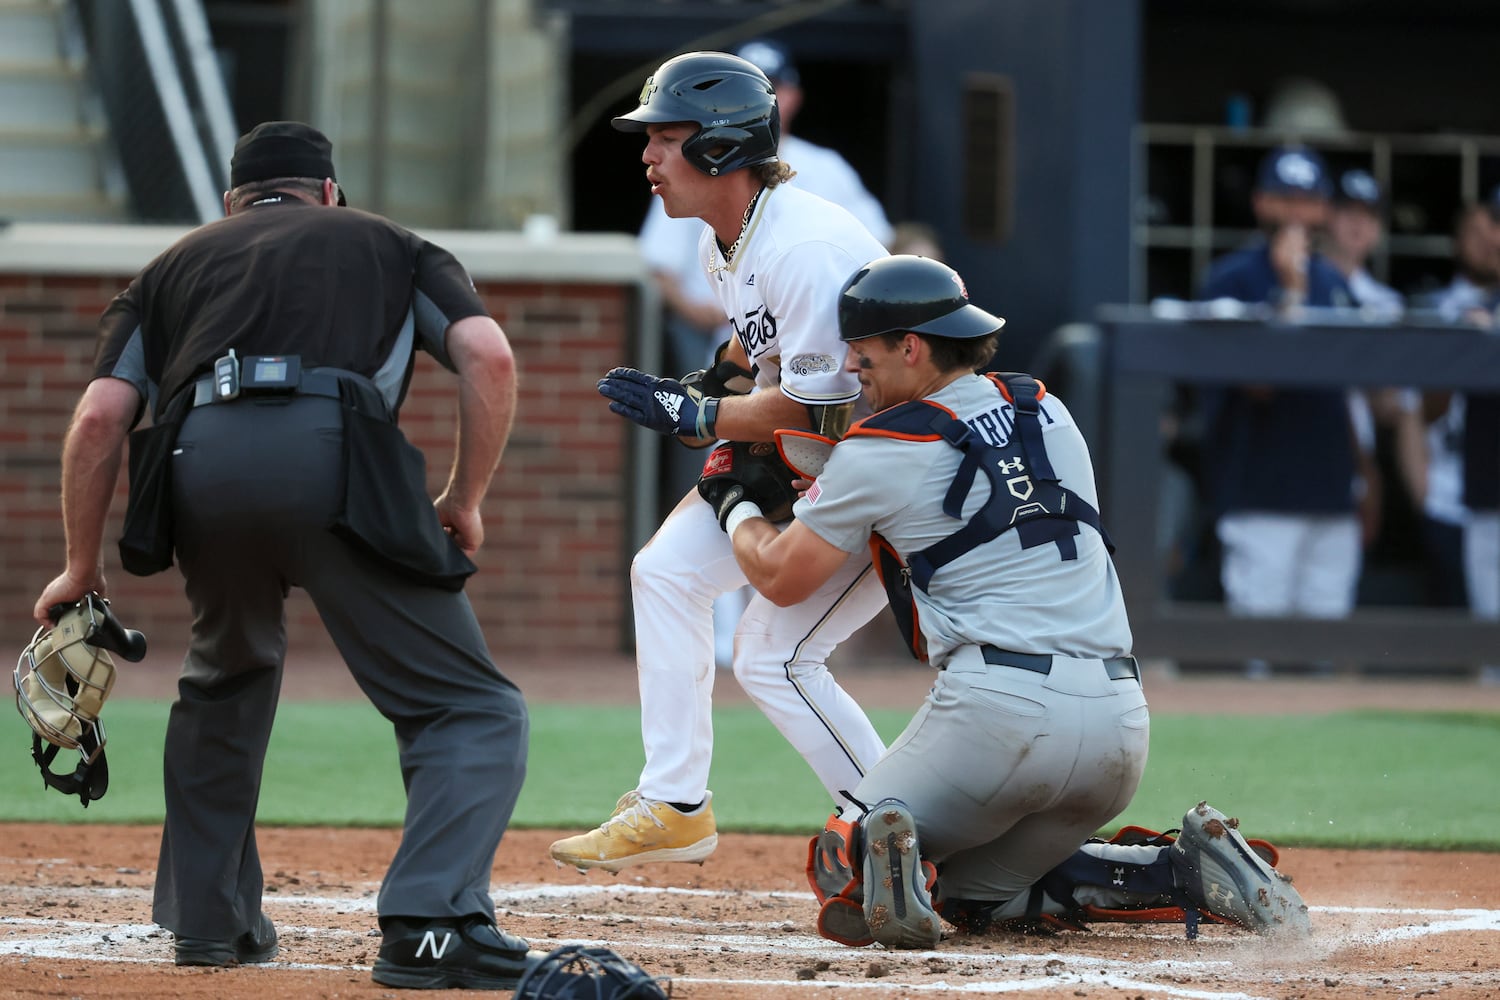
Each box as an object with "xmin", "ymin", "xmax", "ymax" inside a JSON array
[
  {"xmin": 656, "ymin": 390, "xmax": 683, "ymax": 421},
  {"xmin": 416, "ymin": 930, "xmax": 454, "ymax": 959},
  {"xmin": 998, "ymin": 457, "xmax": 1025, "ymax": 475},
  {"xmin": 1112, "ymin": 866, "xmax": 1126, "ymax": 887},
  {"xmin": 1206, "ymin": 882, "xmax": 1235, "ymax": 908}
]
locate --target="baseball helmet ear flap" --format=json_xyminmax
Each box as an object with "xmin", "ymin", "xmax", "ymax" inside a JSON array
[
  {"xmin": 685, "ymin": 122, "xmax": 780, "ymax": 176},
  {"xmin": 14, "ymin": 592, "xmax": 147, "ymax": 807}
]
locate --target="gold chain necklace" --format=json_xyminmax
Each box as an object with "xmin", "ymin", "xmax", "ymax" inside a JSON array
[{"xmin": 707, "ymin": 187, "xmax": 763, "ymax": 275}]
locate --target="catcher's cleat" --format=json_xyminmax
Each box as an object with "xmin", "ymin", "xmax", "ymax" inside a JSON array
[
  {"xmin": 174, "ymin": 912, "xmax": 279, "ymax": 967},
  {"xmin": 1170, "ymin": 801, "xmax": 1311, "ymax": 937},
  {"xmin": 373, "ymin": 916, "xmax": 542, "ymax": 990},
  {"xmin": 860, "ymin": 799, "xmax": 942, "ymax": 949},
  {"xmin": 807, "ymin": 811, "xmax": 861, "ymax": 902},
  {"xmin": 548, "ymin": 790, "xmax": 717, "ymax": 873}
]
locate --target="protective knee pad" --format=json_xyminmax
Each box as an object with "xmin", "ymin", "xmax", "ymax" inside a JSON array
[{"xmin": 1038, "ymin": 843, "xmax": 1177, "ymax": 908}]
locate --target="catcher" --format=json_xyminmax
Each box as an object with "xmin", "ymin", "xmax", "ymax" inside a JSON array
[{"xmin": 705, "ymin": 254, "xmax": 1310, "ymax": 947}]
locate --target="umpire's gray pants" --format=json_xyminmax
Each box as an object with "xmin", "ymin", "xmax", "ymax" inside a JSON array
[{"xmin": 151, "ymin": 396, "xmax": 527, "ymax": 940}]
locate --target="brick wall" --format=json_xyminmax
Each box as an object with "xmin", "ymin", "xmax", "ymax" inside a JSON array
[{"xmin": 0, "ymin": 251, "xmax": 644, "ymax": 665}]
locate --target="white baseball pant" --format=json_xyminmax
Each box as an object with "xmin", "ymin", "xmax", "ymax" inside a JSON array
[{"xmin": 631, "ymin": 488, "xmax": 888, "ymax": 806}]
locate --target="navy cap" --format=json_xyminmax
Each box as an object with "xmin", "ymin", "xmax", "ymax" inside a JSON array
[
  {"xmin": 1254, "ymin": 145, "xmax": 1332, "ymax": 198},
  {"xmin": 1335, "ymin": 168, "xmax": 1383, "ymax": 208},
  {"xmin": 734, "ymin": 38, "xmax": 799, "ymax": 86},
  {"xmin": 230, "ymin": 121, "xmax": 344, "ymax": 203}
]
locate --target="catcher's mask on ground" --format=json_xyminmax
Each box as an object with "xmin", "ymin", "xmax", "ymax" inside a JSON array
[
  {"xmin": 14, "ymin": 593, "xmax": 147, "ymax": 807},
  {"xmin": 514, "ymin": 943, "xmax": 670, "ymax": 999}
]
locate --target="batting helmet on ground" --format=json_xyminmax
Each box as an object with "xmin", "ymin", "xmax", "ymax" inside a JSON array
[
  {"xmin": 837, "ymin": 254, "xmax": 1006, "ymax": 343},
  {"xmin": 612, "ymin": 51, "xmax": 779, "ymax": 177},
  {"xmin": 514, "ymin": 944, "xmax": 669, "ymax": 999},
  {"xmin": 14, "ymin": 593, "xmax": 146, "ymax": 807}
]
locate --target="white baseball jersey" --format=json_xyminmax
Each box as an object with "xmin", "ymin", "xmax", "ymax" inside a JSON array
[
  {"xmin": 795, "ymin": 374, "xmax": 1132, "ymax": 664},
  {"xmin": 628, "ymin": 183, "xmax": 893, "ymax": 810},
  {"xmin": 699, "ymin": 183, "xmax": 889, "ymax": 408}
]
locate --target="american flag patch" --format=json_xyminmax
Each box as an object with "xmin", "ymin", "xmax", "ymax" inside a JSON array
[{"xmin": 805, "ymin": 480, "xmax": 822, "ymax": 505}]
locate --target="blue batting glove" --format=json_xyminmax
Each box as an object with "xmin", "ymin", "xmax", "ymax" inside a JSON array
[{"xmin": 598, "ymin": 367, "xmax": 718, "ymax": 439}]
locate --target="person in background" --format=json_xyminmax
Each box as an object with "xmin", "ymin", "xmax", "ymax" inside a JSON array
[
  {"xmin": 887, "ymin": 220, "xmax": 946, "ymax": 261},
  {"xmin": 1438, "ymin": 197, "xmax": 1500, "ymax": 682},
  {"xmin": 1323, "ymin": 168, "xmax": 1403, "ymax": 320},
  {"xmin": 1195, "ymin": 144, "xmax": 1368, "ymax": 677},
  {"xmin": 1393, "ymin": 203, "xmax": 1500, "ymax": 615}
]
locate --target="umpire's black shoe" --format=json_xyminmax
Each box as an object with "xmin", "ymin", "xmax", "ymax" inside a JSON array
[
  {"xmin": 372, "ymin": 915, "xmax": 541, "ymax": 990},
  {"xmin": 174, "ymin": 912, "xmax": 279, "ymax": 966}
]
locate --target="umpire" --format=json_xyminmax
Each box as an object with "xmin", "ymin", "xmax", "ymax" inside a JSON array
[{"xmin": 31, "ymin": 121, "xmax": 536, "ymax": 989}]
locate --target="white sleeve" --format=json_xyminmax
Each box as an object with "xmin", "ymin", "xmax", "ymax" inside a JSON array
[{"xmin": 764, "ymin": 243, "xmax": 868, "ymax": 406}]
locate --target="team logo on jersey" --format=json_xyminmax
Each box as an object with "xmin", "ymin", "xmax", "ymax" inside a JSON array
[
  {"xmin": 733, "ymin": 306, "xmax": 777, "ymax": 355},
  {"xmin": 746, "ymin": 273, "xmax": 756, "ymax": 286},
  {"xmin": 787, "ymin": 353, "xmax": 837, "ymax": 376}
]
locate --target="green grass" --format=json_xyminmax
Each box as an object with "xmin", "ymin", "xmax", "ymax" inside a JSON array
[{"xmin": 3, "ymin": 700, "xmax": 1497, "ymax": 849}]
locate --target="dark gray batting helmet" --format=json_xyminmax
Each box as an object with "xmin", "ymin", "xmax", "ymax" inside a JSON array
[{"xmin": 612, "ymin": 51, "xmax": 780, "ymax": 177}]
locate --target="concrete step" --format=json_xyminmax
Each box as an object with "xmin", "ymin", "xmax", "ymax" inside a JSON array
[
  {"xmin": 0, "ymin": 132, "xmax": 108, "ymax": 197},
  {"xmin": 0, "ymin": 63, "xmax": 88, "ymax": 129},
  {"xmin": 0, "ymin": 189, "xmax": 128, "ymax": 224},
  {"xmin": 0, "ymin": 3, "xmax": 66, "ymax": 62}
]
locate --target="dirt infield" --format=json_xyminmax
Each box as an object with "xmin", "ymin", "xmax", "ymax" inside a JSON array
[
  {"xmin": 1, "ymin": 825, "xmax": 1497, "ymax": 999},
  {"xmin": 4, "ymin": 659, "xmax": 1499, "ymax": 998}
]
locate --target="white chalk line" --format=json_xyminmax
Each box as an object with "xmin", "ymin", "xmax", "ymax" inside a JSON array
[{"xmin": 2, "ymin": 884, "xmax": 1496, "ymax": 998}]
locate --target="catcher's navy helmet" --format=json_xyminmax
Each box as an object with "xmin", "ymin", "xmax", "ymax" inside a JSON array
[
  {"xmin": 612, "ymin": 51, "xmax": 780, "ymax": 177},
  {"xmin": 837, "ymin": 255, "xmax": 1006, "ymax": 342}
]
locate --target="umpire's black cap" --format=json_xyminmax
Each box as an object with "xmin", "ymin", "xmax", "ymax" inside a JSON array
[
  {"xmin": 838, "ymin": 255, "xmax": 1005, "ymax": 342},
  {"xmin": 230, "ymin": 121, "xmax": 346, "ymax": 204}
]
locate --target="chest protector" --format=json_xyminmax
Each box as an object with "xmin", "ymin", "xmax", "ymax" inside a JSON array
[{"xmin": 847, "ymin": 373, "xmax": 1114, "ymax": 661}]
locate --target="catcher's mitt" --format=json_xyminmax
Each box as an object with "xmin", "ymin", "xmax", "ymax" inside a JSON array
[
  {"xmin": 697, "ymin": 440, "xmax": 800, "ymax": 529},
  {"xmin": 514, "ymin": 944, "xmax": 669, "ymax": 999}
]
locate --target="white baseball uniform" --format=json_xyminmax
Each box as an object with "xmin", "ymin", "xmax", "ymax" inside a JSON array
[{"xmin": 631, "ymin": 182, "xmax": 890, "ymax": 808}]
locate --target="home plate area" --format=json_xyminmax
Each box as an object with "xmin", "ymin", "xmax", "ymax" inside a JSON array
[{"xmin": 0, "ymin": 828, "xmax": 1497, "ymax": 999}]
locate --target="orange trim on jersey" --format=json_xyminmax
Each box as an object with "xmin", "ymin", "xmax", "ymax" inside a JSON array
[
  {"xmin": 844, "ymin": 399, "xmax": 959, "ymax": 442},
  {"xmin": 985, "ymin": 372, "xmax": 1047, "ymax": 403}
]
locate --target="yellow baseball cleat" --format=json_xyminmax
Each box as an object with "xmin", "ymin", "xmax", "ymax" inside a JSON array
[{"xmin": 549, "ymin": 791, "xmax": 718, "ymax": 873}]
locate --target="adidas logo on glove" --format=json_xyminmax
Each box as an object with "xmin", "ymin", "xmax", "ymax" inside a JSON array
[{"xmin": 655, "ymin": 390, "xmax": 683, "ymax": 421}]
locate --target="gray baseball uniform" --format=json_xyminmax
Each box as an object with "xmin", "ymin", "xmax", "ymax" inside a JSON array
[{"xmin": 795, "ymin": 373, "xmax": 1148, "ymax": 904}]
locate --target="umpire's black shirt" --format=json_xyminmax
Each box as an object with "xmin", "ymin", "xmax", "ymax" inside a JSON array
[{"xmin": 94, "ymin": 199, "xmax": 489, "ymax": 420}]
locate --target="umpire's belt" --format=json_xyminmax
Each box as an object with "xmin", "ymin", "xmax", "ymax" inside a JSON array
[
  {"xmin": 980, "ymin": 645, "xmax": 1140, "ymax": 681},
  {"xmin": 192, "ymin": 370, "xmax": 344, "ymax": 407}
]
